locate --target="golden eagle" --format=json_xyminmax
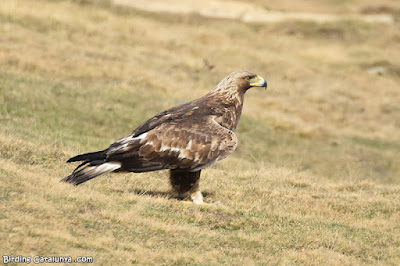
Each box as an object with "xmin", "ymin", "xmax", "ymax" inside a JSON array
[{"xmin": 62, "ymin": 70, "xmax": 267, "ymax": 204}]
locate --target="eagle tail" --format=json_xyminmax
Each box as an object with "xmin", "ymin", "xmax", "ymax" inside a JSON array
[
  {"xmin": 63, "ymin": 149, "xmax": 120, "ymax": 185},
  {"xmin": 62, "ymin": 161, "xmax": 121, "ymax": 185},
  {"xmin": 67, "ymin": 149, "xmax": 108, "ymax": 163}
]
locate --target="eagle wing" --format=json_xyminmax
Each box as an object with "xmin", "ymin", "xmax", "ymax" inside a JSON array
[{"xmin": 106, "ymin": 115, "xmax": 237, "ymax": 172}]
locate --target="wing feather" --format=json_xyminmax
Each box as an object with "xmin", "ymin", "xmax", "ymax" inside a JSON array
[{"xmin": 106, "ymin": 116, "xmax": 237, "ymax": 172}]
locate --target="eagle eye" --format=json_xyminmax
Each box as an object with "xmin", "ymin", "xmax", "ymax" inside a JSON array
[{"xmin": 245, "ymin": 76, "xmax": 256, "ymax": 82}]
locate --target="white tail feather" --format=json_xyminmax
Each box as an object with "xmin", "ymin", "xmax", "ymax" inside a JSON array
[{"xmin": 63, "ymin": 161, "xmax": 122, "ymax": 185}]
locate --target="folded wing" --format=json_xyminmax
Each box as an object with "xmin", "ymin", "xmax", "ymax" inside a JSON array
[{"xmin": 107, "ymin": 116, "xmax": 237, "ymax": 172}]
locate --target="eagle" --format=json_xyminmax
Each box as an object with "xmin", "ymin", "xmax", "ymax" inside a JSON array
[{"xmin": 62, "ymin": 70, "xmax": 267, "ymax": 204}]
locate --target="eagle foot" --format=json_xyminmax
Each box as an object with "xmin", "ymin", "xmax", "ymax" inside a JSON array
[
  {"xmin": 190, "ymin": 191, "xmax": 204, "ymax": 205},
  {"xmin": 180, "ymin": 192, "xmax": 224, "ymax": 206},
  {"xmin": 178, "ymin": 191, "xmax": 204, "ymax": 204}
]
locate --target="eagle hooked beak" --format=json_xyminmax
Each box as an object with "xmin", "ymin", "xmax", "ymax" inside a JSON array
[{"xmin": 249, "ymin": 76, "xmax": 267, "ymax": 89}]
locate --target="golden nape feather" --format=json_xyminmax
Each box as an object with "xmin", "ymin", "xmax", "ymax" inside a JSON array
[{"xmin": 63, "ymin": 70, "xmax": 267, "ymax": 204}]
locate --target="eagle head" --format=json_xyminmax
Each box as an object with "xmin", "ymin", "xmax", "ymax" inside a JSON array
[{"xmin": 214, "ymin": 70, "xmax": 267, "ymax": 94}]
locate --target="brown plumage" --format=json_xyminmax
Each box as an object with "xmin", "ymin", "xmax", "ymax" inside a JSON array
[{"xmin": 62, "ymin": 70, "xmax": 267, "ymax": 204}]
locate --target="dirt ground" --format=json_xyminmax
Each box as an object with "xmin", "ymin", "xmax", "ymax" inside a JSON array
[{"xmin": 113, "ymin": 0, "xmax": 395, "ymax": 23}]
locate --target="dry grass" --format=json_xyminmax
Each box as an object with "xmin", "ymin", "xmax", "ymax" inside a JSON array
[{"xmin": 1, "ymin": 0, "xmax": 400, "ymax": 264}]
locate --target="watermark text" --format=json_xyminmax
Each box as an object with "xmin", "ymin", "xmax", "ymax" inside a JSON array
[{"xmin": 3, "ymin": 255, "xmax": 93, "ymax": 264}]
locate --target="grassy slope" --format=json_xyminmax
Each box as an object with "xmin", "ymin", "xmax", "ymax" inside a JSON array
[{"xmin": 1, "ymin": 0, "xmax": 399, "ymax": 264}]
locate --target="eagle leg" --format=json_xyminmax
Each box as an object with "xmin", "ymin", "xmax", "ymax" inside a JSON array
[{"xmin": 169, "ymin": 169, "xmax": 203, "ymax": 204}]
